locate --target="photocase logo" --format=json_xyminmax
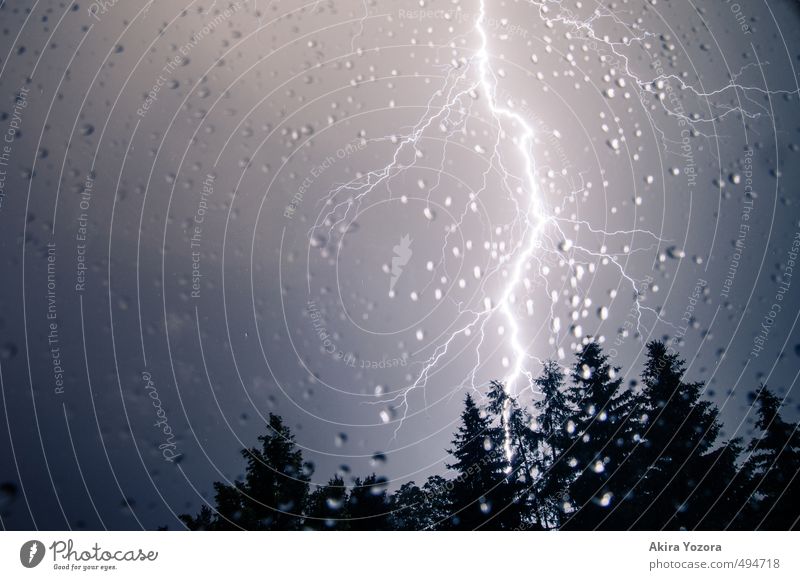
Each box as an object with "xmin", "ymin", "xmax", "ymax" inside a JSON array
[
  {"xmin": 19, "ymin": 540, "xmax": 45, "ymax": 568},
  {"xmin": 389, "ymin": 234, "xmax": 413, "ymax": 292}
]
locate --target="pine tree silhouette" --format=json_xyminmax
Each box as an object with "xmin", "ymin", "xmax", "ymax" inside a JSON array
[
  {"xmin": 531, "ymin": 360, "xmax": 575, "ymax": 528},
  {"xmin": 741, "ymin": 386, "xmax": 800, "ymax": 530},
  {"xmin": 682, "ymin": 438, "xmax": 751, "ymax": 530},
  {"xmin": 561, "ymin": 341, "xmax": 640, "ymax": 530},
  {"xmin": 180, "ymin": 414, "xmax": 310, "ymax": 530},
  {"xmin": 178, "ymin": 341, "xmax": 794, "ymax": 531},
  {"xmin": 486, "ymin": 380, "xmax": 541, "ymax": 529},
  {"xmin": 629, "ymin": 341, "xmax": 722, "ymax": 529},
  {"xmin": 446, "ymin": 393, "xmax": 519, "ymax": 529}
]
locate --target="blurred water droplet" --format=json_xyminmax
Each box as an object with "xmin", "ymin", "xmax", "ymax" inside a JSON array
[
  {"xmin": 666, "ymin": 246, "xmax": 685, "ymax": 259},
  {"xmin": 326, "ymin": 497, "xmax": 343, "ymax": 510},
  {"xmin": 379, "ymin": 407, "xmax": 395, "ymax": 423},
  {"xmin": 0, "ymin": 343, "xmax": 17, "ymax": 360},
  {"xmin": 0, "ymin": 482, "xmax": 17, "ymax": 511}
]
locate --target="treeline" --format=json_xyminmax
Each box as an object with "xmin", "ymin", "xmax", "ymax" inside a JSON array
[{"xmin": 180, "ymin": 340, "xmax": 800, "ymax": 530}]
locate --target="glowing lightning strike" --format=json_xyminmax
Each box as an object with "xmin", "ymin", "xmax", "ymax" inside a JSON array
[
  {"xmin": 471, "ymin": 0, "xmax": 547, "ymax": 460},
  {"xmin": 473, "ymin": 0, "xmax": 545, "ymax": 398},
  {"xmin": 309, "ymin": 0, "xmax": 696, "ymax": 442},
  {"xmin": 303, "ymin": 0, "xmax": 800, "ymax": 473},
  {"xmin": 345, "ymin": 0, "xmax": 554, "ymax": 439}
]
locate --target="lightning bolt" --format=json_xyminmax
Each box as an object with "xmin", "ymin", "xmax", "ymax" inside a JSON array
[
  {"xmin": 473, "ymin": 0, "xmax": 545, "ymax": 396},
  {"xmin": 306, "ymin": 0, "xmax": 787, "ymax": 446},
  {"xmin": 308, "ymin": 0, "xmax": 665, "ymax": 442},
  {"xmin": 470, "ymin": 0, "xmax": 547, "ymax": 461}
]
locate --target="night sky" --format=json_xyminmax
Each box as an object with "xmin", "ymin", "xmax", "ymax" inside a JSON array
[{"xmin": 1, "ymin": 0, "xmax": 799, "ymax": 530}]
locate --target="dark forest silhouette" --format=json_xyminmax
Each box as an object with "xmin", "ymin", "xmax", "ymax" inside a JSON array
[{"xmin": 180, "ymin": 340, "xmax": 800, "ymax": 530}]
